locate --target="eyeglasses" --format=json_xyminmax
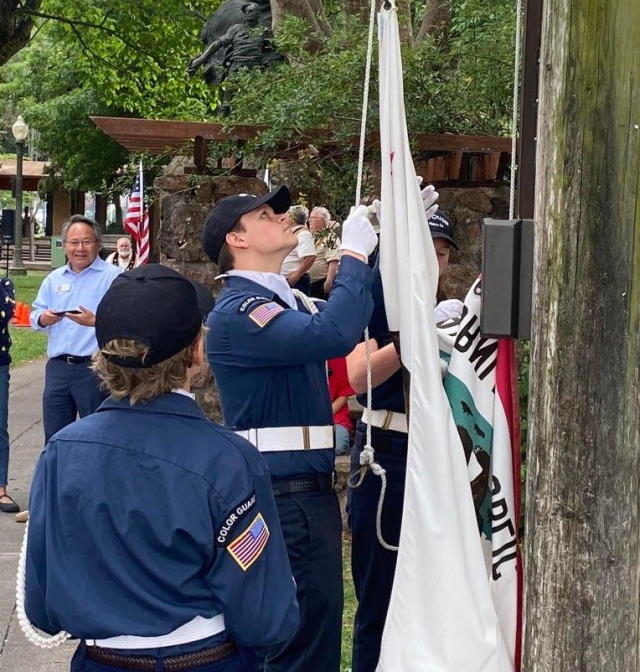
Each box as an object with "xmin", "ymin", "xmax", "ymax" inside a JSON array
[{"xmin": 65, "ymin": 239, "xmax": 97, "ymax": 248}]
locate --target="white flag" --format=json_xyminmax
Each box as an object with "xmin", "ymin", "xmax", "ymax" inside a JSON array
[{"xmin": 376, "ymin": 4, "xmax": 513, "ymax": 670}]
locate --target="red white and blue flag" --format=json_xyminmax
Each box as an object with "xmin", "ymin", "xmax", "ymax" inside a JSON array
[
  {"xmin": 227, "ymin": 513, "xmax": 270, "ymax": 571},
  {"xmin": 124, "ymin": 161, "xmax": 150, "ymax": 265}
]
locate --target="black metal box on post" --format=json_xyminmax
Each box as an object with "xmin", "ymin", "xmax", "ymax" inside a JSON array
[
  {"xmin": 480, "ymin": 218, "xmax": 534, "ymax": 339},
  {"xmin": 1, "ymin": 210, "xmax": 15, "ymax": 246}
]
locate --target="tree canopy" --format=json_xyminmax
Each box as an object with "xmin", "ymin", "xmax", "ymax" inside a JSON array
[{"xmin": 0, "ymin": 0, "xmax": 515, "ymax": 204}]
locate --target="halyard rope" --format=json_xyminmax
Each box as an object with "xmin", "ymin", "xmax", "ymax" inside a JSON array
[{"xmin": 347, "ymin": 0, "xmax": 399, "ymax": 552}]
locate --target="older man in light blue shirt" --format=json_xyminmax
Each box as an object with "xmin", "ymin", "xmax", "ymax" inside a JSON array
[{"xmin": 31, "ymin": 215, "xmax": 122, "ymax": 441}]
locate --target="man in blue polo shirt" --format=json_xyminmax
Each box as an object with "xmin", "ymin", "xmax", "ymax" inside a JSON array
[
  {"xmin": 202, "ymin": 186, "xmax": 378, "ymax": 672},
  {"xmin": 30, "ymin": 215, "xmax": 122, "ymax": 442}
]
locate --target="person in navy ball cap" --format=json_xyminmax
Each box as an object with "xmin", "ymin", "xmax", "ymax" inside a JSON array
[{"xmin": 23, "ymin": 263, "xmax": 298, "ymax": 672}]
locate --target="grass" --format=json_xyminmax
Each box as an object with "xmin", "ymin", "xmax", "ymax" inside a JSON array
[
  {"xmin": 8, "ymin": 271, "xmax": 48, "ymax": 367},
  {"xmin": 342, "ymin": 531, "xmax": 356, "ymax": 671}
]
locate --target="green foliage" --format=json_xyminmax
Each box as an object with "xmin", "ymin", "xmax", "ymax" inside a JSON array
[
  {"xmin": 0, "ymin": 0, "xmax": 219, "ymax": 191},
  {"xmin": 9, "ymin": 271, "xmax": 48, "ymax": 366},
  {"xmin": 223, "ymin": 0, "xmax": 515, "ymax": 213},
  {"xmin": 0, "ymin": 0, "xmax": 515, "ymax": 206}
]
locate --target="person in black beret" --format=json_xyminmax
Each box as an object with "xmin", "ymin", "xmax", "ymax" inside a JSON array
[
  {"xmin": 22, "ymin": 263, "xmax": 298, "ymax": 672},
  {"xmin": 202, "ymin": 187, "xmax": 378, "ymax": 672}
]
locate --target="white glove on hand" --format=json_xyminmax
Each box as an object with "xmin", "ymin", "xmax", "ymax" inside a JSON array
[
  {"xmin": 421, "ymin": 183, "xmax": 439, "ymax": 221},
  {"xmin": 339, "ymin": 205, "xmax": 379, "ymax": 259}
]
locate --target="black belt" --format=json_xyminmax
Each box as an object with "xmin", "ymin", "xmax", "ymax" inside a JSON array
[
  {"xmin": 272, "ymin": 473, "xmax": 334, "ymax": 497},
  {"xmin": 54, "ymin": 354, "xmax": 92, "ymax": 364},
  {"xmin": 84, "ymin": 640, "xmax": 237, "ymax": 671}
]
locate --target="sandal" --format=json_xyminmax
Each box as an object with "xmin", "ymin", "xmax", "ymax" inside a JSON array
[{"xmin": 0, "ymin": 493, "xmax": 20, "ymax": 514}]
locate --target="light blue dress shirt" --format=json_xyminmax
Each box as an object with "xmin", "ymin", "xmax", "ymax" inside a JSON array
[{"xmin": 30, "ymin": 256, "xmax": 122, "ymax": 357}]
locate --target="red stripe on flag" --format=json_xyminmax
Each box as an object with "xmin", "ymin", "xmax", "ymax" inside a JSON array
[{"xmin": 496, "ymin": 338, "xmax": 523, "ymax": 672}]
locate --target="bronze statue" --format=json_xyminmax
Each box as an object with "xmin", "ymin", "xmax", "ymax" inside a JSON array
[{"xmin": 187, "ymin": 1, "xmax": 281, "ymax": 86}]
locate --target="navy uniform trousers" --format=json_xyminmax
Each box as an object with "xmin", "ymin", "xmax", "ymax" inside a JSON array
[
  {"xmin": 349, "ymin": 422, "xmax": 407, "ymax": 672},
  {"xmin": 43, "ymin": 358, "xmax": 107, "ymax": 442},
  {"xmin": 262, "ymin": 488, "xmax": 343, "ymax": 672}
]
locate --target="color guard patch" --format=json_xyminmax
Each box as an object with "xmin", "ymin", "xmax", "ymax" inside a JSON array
[
  {"xmin": 215, "ymin": 493, "xmax": 257, "ymax": 546},
  {"xmin": 227, "ymin": 513, "xmax": 270, "ymax": 571},
  {"xmin": 248, "ymin": 301, "xmax": 284, "ymax": 328},
  {"xmin": 238, "ymin": 296, "xmax": 270, "ymax": 314}
]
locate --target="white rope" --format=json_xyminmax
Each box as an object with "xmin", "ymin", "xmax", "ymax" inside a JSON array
[
  {"xmin": 354, "ymin": 0, "xmax": 378, "ymax": 205},
  {"xmin": 15, "ymin": 520, "xmax": 72, "ymax": 648},
  {"xmin": 346, "ymin": 0, "xmax": 398, "ymax": 553},
  {"xmin": 509, "ymin": 0, "xmax": 524, "ymax": 220}
]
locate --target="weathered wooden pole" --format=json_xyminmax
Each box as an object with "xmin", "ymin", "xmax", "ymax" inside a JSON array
[{"xmin": 524, "ymin": 0, "xmax": 640, "ymax": 669}]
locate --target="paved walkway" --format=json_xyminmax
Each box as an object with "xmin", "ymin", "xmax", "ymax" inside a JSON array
[{"xmin": 0, "ymin": 358, "xmax": 75, "ymax": 671}]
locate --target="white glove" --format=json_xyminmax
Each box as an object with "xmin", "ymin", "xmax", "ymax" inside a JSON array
[
  {"xmin": 339, "ymin": 204, "xmax": 379, "ymax": 259},
  {"xmin": 421, "ymin": 183, "xmax": 439, "ymax": 221}
]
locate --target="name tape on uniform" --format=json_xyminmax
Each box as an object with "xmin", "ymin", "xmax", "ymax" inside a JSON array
[
  {"xmin": 238, "ymin": 296, "xmax": 270, "ymax": 314},
  {"xmin": 248, "ymin": 302, "xmax": 284, "ymax": 328},
  {"xmin": 216, "ymin": 493, "xmax": 257, "ymax": 546},
  {"xmin": 227, "ymin": 513, "xmax": 270, "ymax": 571}
]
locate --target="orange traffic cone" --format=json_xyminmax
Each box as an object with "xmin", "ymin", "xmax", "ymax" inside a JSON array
[
  {"xmin": 10, "ymin": 301, "xmax": 22, "ymax": 326},
  {"xmin": 17, "ymin": 303, "xmax": 31, "ymax": 327}
]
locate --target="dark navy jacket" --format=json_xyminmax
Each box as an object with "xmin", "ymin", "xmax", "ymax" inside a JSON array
[
  {"xmin": 0, "ymin": 278, "xmax": 15, "ymax": 366},
  {"xmin": 207, "ymin": 255, "xmax": 373, "ymax": 480},
  {"xmin": 25, "ymin": 393, "xmax": 298, "ymax": 650},
  {"xmin": 356, "ymin": 265, "xmax": 405, "ymax": 413}
]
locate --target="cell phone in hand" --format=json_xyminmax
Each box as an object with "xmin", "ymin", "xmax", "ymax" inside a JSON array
[{"xmin": 53, "ymin": 308, "xmax": 82, "ymax": 316}]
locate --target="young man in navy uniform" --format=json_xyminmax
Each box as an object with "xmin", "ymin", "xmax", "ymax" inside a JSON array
[
  {"xmin": 24, "ymin": 264, "xmax": 298, "ymax": 672},
  {"xmin": 202, "ymin": 186, "xmax": 378, "ymax": 672}
]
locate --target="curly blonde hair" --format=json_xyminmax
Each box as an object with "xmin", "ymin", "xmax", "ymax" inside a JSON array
[{"xmin": 91, "ymin": 336, "xmax": 199, "ymax": 405}]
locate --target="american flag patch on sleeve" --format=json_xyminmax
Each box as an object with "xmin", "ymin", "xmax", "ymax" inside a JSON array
[
  {"xmin": 248, "ymin": 301, "xmax": 284, "ymax": 327},
  {"xmin": 227, "ymin": 513, "xmax": 270, "ymax": 570}
]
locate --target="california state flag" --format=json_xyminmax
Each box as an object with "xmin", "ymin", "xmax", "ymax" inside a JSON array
[{"xmin": 375, "ymin": 2, "xmax": 517, "ymax": 670}]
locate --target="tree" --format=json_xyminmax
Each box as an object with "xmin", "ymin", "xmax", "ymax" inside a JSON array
[
  {"xmin": 524, "ymin": 0, "xmax": 640, "ymax": 669},
  {"xmin": 0, "ymin": 0, "xmax": 41, "ymax": 66}
]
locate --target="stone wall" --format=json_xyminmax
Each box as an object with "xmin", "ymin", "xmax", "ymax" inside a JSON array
[{"xmin": 438, "ymin": 185, "xmax": 510, "ymax": 300}]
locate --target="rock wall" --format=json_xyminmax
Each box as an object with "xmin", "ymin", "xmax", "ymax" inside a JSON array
[{"xmin": 438, "ymin": 185, "xmax": 510, "ymax": 300}]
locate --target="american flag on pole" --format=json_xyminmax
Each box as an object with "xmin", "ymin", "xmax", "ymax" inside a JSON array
[{"xmin": 123, "ymin": 161, "xmax": 150, "ymax": 265}]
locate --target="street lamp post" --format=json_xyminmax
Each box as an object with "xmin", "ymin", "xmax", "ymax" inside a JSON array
[{"xmin": 10, "ymin": 115, "xmax": 29, "ymax": 275}]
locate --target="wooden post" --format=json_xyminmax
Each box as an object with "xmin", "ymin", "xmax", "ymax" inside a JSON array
[{"xmin": 524, "ymin": 0, "xmax": 640, "ymax": 669}]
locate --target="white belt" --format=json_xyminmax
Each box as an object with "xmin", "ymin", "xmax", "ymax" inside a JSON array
[
  {"xmin": 361, "ymin": 408, "xmax": 408, "ymax": 434},
  {"xmin": 85, "ymin": 614, "xmax": 225, "ymax": 650},
  {"xmin": 235, "ymin": 425, "xmax": 334, "ymax": 452}
]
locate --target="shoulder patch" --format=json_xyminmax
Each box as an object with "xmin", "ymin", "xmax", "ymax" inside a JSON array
[
  {"xmin": 248, "ymin": 301, "xmax": 284, "ymax": 327},
  {"xmin": 227, "ymin": 513, "xmax": 270, "ymax": 571},
  {"xmin": 215, "ymin": 493, "xmax": 257, "ymax": 546},
  {"xmin": 237, "ymin": 295, "xmax": 271, "ymax": 314}
]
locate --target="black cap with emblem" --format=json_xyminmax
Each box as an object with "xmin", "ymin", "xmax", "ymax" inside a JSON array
[
  {"xmin": 95, "ymin": 264, "xmax": 203, "ymax": 368},
  {"xmin": 202, "ymin": 186, "xmax": 291, "ymax": 264},
  {"xmin": 428, "ymin": 211, "xmax": 459, "ymax": 250}
]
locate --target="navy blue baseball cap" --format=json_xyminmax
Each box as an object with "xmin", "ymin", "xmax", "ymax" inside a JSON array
[
  {"xmin": 202, "ymin": 186, "xmax": 291, "ymax": 263},
  {"xmin": 428, "ymin": 211, "xmax": 459, "ymax": 250},
  {"xmin": 96, "ymin": 264, "xmax": 203, "ymax": 367}
]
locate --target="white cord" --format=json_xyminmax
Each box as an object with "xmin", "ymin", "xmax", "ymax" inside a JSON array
[
  {"xmin": 346, "ymin": 0, "xmax": 398, "ymax": 553},
  {"xmin": 15, "ymin": 520, "xmax": 72, "ymax": 648},
  {"xmin": 354, "ymin": 0, "xmax": 379, "ymax": 205}
]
